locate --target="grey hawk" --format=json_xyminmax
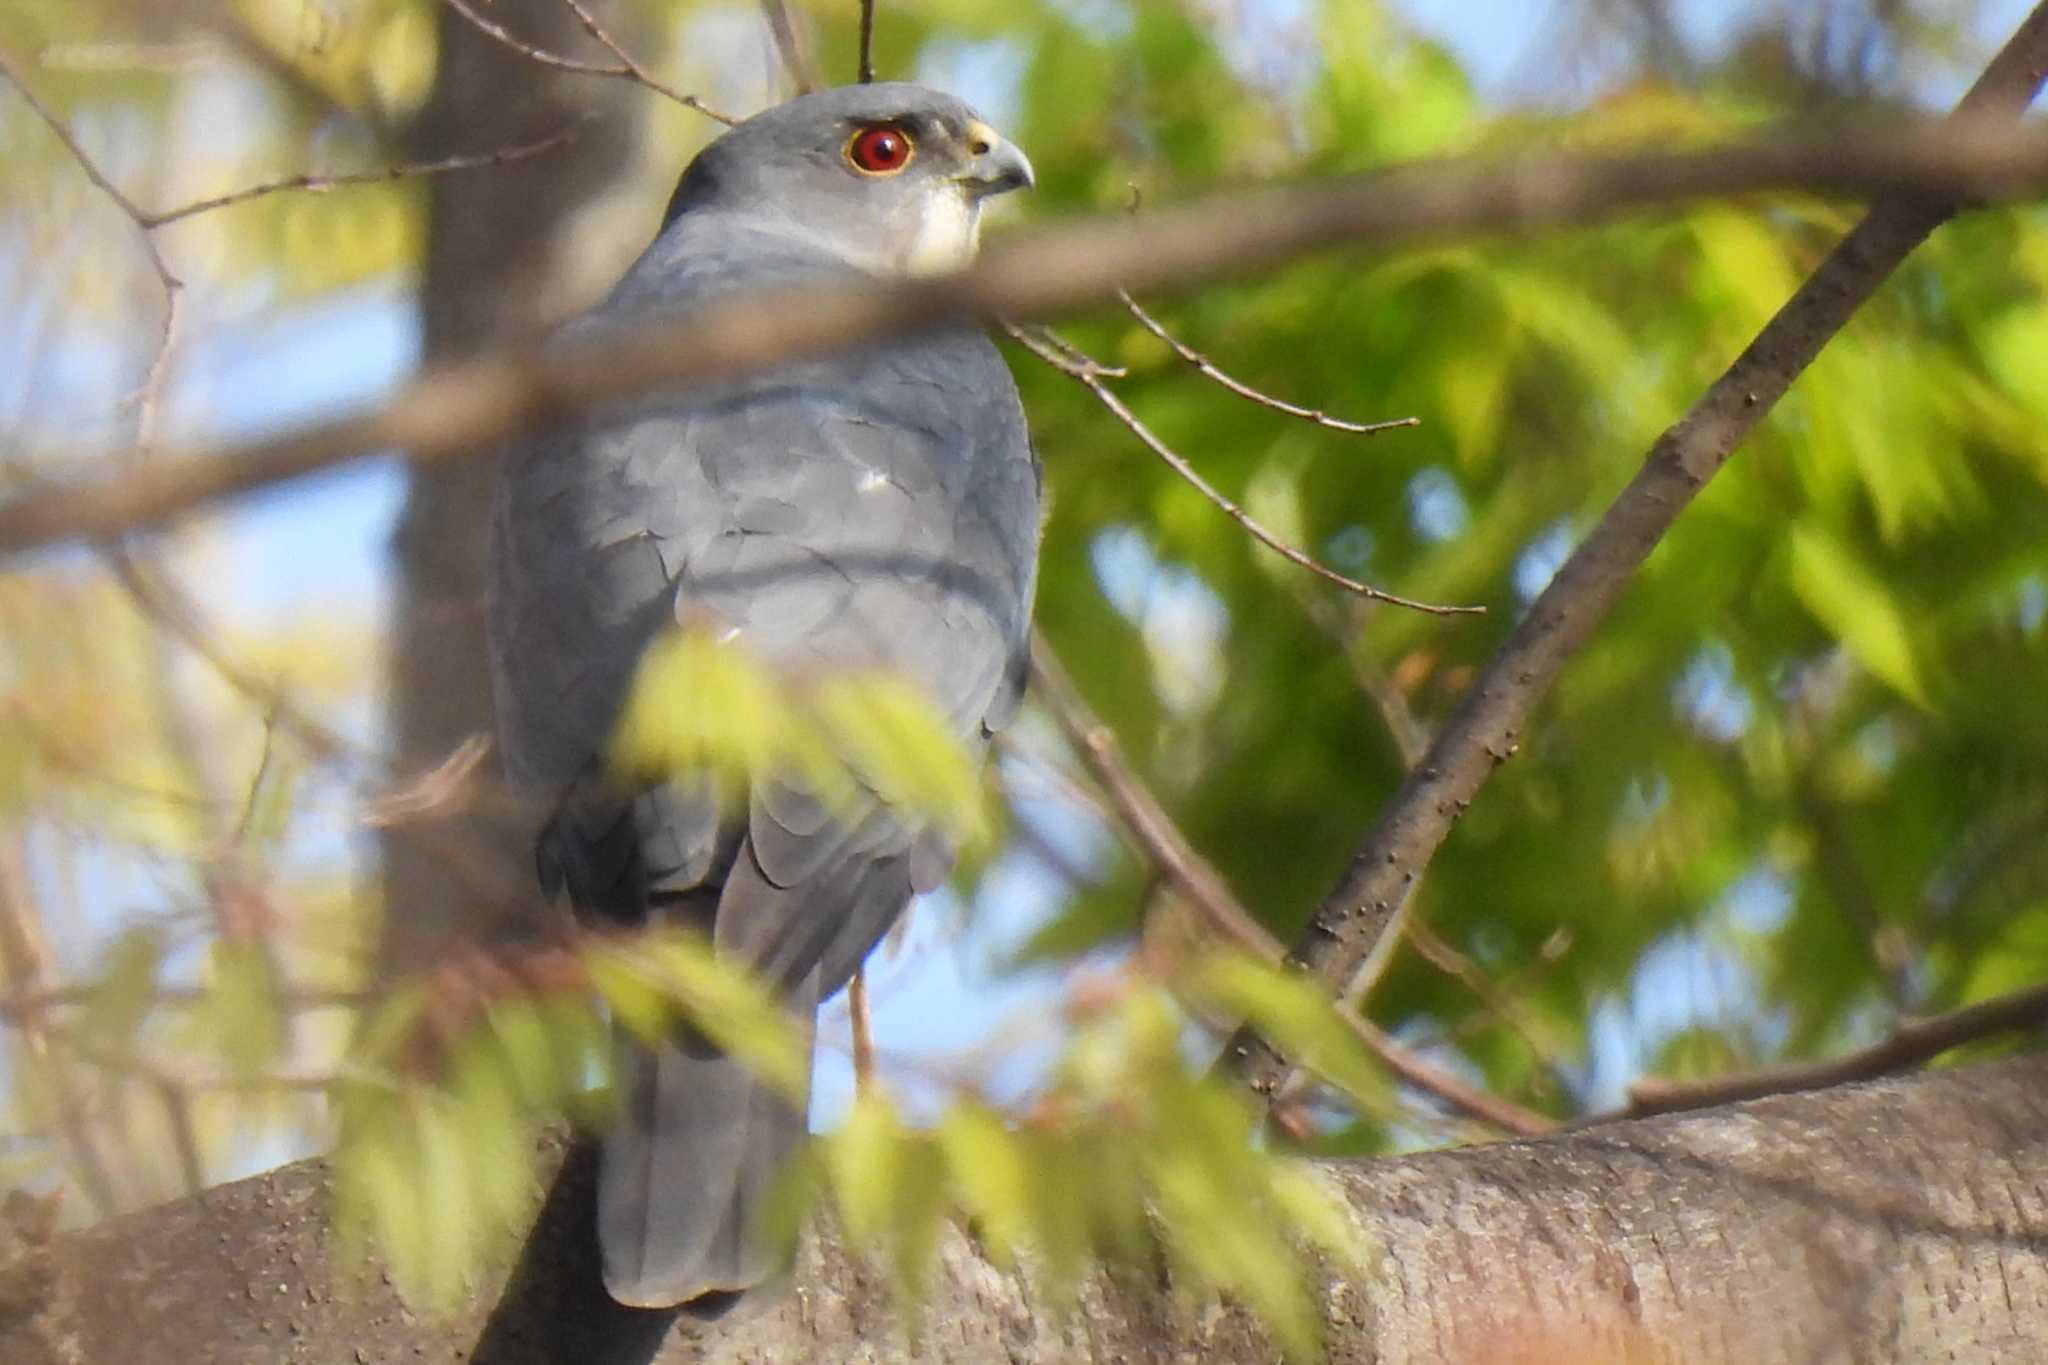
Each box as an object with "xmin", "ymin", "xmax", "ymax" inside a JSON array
[{"xmin": 486, "ymin": 83, "xmax": 1040, "ymax": 1309}]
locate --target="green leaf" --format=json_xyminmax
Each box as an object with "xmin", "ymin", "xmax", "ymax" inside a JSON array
[
  {"xmin": 192, "ymin": 938, "xmax": 284, "ymax": 1076},
  {"xmin": 585, "ymin": 930, "xmax": 807, "ymax": 1101},
  {"xmin": 1786, "ymin": 523, "xmax": 1930, "ymax": 708},
  {"xmin": 609, "ymin": 626, "xmax": 801, "ymax": 791},
  {"xmin": 81, "ymin": 926, "xmax": 162, "ymax": 1048},
  {"xmin": 809, "ymin": 673, "xmax": 987, "ymax": 844},
  {"xmin": 828, "ymin": 1089, "xmax": 906, "ymax": 1249},
  {"xmin": 1145, "ymin": 1079, "xmax": 1321, "ymax": 1360},
  {"xmin": 937, "ymin": 1100, "xmax": 1035, "ymax": 1267},
  {"xmin": 1188, "ymin": 952, "xmax": 1389, "ymax": 1111},
  {"xmin": 1264, "ymin": 1162, "xmax": 1375, "ymax": 1274}
]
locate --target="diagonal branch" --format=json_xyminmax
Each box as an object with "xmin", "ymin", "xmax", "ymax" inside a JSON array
[
  {"xmin": 1218, "ymin": 1, "xmax": 2048, "ymax": 1104},
  {"xmin": 1118, "ymin": 290, "xmax": 1419, "ymax": 436},
  {"xmin": 439, "ymin": 0, "xmax": 736, "ymax": 124},
  {"xmin": 1029, "ymin": 636, "xmax": 1555, "ymax": 1137},
  {"xmin": 0, "ymin": 44, "xmax": 182, "ymax": 449},
  {"xmin": 12, "ymin": 119, "xmax": 2048, "ymax": 555},
  {"xmin": 1007, "ymin": 324, "xmax": 1475, "ymax": 614},
  {"xmin": 1601, "ymin": 979, "xmax": 2048, "ymax": 1121},
  {"xmin": 143, "ymin": 122, "xmax": 587, "ymax": 228}
]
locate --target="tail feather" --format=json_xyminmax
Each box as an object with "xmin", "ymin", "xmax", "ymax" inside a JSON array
[{"xmin": 598, "ymin": 997, "xmax": 814, "ymax": 1308}]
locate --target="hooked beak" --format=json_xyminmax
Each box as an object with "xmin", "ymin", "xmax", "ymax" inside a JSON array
[{"xmin": 959, "ymin": 120, "xmax": 1035, "ymax": 200}]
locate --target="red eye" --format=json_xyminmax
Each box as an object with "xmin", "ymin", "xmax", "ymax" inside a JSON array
[{"xmin": 847, "ymin": 125, "xmax": 913, "ymax": 175}]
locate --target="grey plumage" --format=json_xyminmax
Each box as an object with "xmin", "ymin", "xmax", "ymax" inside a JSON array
[{"xmin": 486, "ymin": 83, "xmax": 1039, "ymax": 1309}]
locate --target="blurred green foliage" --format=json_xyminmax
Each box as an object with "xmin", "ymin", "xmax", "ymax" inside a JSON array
[
  {"xmin": 3, "ymin": 0, "xmax": 2047, "ymax": 1350},
  {"xmin": 613, "ymin": 625, "xmax": 989, "ymax": 845}
]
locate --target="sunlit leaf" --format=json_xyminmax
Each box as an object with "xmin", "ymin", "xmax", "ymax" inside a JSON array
[
  {"xmin": 1786, "ymin": 522, "xmax": 1931, "ymax": 708},
  {"xmin": 1188, "ymin": 952, "xmax": 1389, "ymax": 1111},
  {"xmin": 936, "ymin": 1100, "xmax": 1035, "ymax": 1267},
  {"xmin": 584, "ymin": 930, "xmax": 807, "ymax": 1101},
  {"xmin": 810, "ymin": 673, "xmax": 988, "ymax": 844}
]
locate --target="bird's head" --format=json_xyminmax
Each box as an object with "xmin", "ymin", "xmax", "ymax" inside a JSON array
[{"xmin": 661, "ymin": 82, "xmax": 1034, "ymax": 277}]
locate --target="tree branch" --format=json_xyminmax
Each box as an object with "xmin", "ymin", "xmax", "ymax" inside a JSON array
[
  {"xmin": 1608, "ymin": 979, "xmax": 2048, "ymax": 1120},
  {"xmin": 10, "ymin": 119, "xmax": 2048, "ymax": 556},
  {"xmin": 1028, "ymin": 637, "xmax": 1555, "ymax": 1137},
  {"xmin": 760, "ymin": 0, "xmax": 822, "ymax": 94},
  {"xmin": 0, "ymin": 44, "xmax": 181, "ymax": 451},
  {"xmin": 142, "ymin": 122, "xmax": 586, "ymax": 228},
  {"xmin": 1117, "ymin": 289, "xmax": 1420, "ymax": 436},
  {"xmin": 438, "ymin": 0, "xmax": 736, "ymax": 124},
  {"xmin": 7, "ymin": 1056, "xmax": 2044, "ymax": 1362},
  {"xmin": 1008, "ymin": 325, "xmax": 1471, "ymax": 612},
  {"xmin": 1219, "ymin": 0, "xmax": 2048, "ymax": 1104}
]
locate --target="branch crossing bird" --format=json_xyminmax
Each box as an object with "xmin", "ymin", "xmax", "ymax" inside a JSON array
[{"xmin": 486, "ymin": 83, "xmax": 1040, "ymax": 1310}]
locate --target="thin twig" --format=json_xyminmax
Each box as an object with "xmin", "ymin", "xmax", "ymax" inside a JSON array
[
  {"xmin": 1599, "ymin": 980, "xmax": 2048, "ymax": 1121},
  {"xmin": 186, "ymin": 1, "xmax": 402, "ymax": 142},
  {"xmin": 760, "ymin": 0, "xmax": 822, "ymax": 94},
  {"xmin": 0, "ymin": 984, "xmax": 370, "ymax": 1021},
  {"xmin": 440, "ymin": 0, "xmax": 737, "ymax": 124},
  {"xmin": 848, "ymin": 966, "xmax": 876, "ymax": 1091},
  {"xmin": 1403, "ymin": 914, "xmax": 1558, "ymax": 1070},
  {"xmin": 1029, "ymin": 636, "xmax": 1554, "ymax": 1137},
  {"xmin": 3, "ymin": 44, "xmax": 587, "ymax": 476},
  {"xmin": 1345, "ymin": 1013, "xmax": 1553, "ymax": 1137},
  {"xmin": 1029, "ymin": 325, "xmax": 1129, "ymax": 378},
  {"xmin": 0, "ymin": 837, "xmax": 119, "ymax": 1216},
  {"xmin": 1329, "ymin": 613, "xmax": 1431, "ymax": 768},
  {"xmin": 43, "ymin": 1018, "xmax": 346, "ymax": 1095},
  {"xmin": 1009, "ymin": 324, "xmax": 1478, "ymax": 615},
  {"xmin": 1028, "ymin": 635, "xmax": 1276, "ymax": 958},
  {"xmin": 155, "ymin": 1081, "xmax": 206, "ymax": 1197},
  {"xmin": 858, "ymin": 0, "xmax": 877, "ymax": 83},
  {"xmin": 144, "ymin": 122, "xmax": 587, "ymax": 227},
  {"xmin": 0, "ymin": 49, "xmax": 155, "ymax": 227},
  {"xmin": 1119, "ymin": 290, "xmax": 1419, "ymax": 436},
  {"xmin": 1219, "ymin": 1, "xmax": 2048, "ymax": 1107},
  {"xmin": 0, "ymin": 45, "xmax": 182, "ymax": 454},
  {"xmin": 103, "ymin": 549, "xmax": 348, "ymax": 759},
  {"xmin": 15, "ymin": 118, "xmax": 2048, "ymax": 554}
]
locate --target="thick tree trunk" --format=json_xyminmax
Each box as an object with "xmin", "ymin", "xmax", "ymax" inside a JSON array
[
  {"xmin": 5, "ymin": 1055, "xmax": 2042, "ymax": 1363},
  {"xmin": 376, "ymin": 0, "xmax": 636, "ymax": 975}
]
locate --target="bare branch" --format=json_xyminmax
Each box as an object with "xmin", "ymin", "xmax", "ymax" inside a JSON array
[
  {"xmin": 1219, "ymin": 1, "xmax": 2048, "ymax": 1105},
  {"xmin": 1029, "ymin": 636, "xmax": 1555, "ymax": 1137},
  {"xmin": 144, "ymin": 122, "xmax": 586, "ymax": 228},
  {"xmin": 102, "ymin": 549, "xmax": 348, "ymax": 761},
  {"xmin": 439, "ymin": 0, "xmax": 736, "ymax": 124},
  {"xmin": 1009, "ymin": 325, "xmax": 1478, "ymax": 614},
  {"xmin": 1303, "ymin": 597, "xmax": 1431, "ymax": 766},
  {"xmin": 0, "ymin": 837, "xmax": 118, "ymax": 1216},
  {"xmin": 858, "ymin": 0, "xmax": 877, "ymax": 83},
  {"xmin": 1028, "ymin": 635, "xmax": 1277, "ymax": 958},
  {"xmin": 761, "ymin": 0, "xmax": 822, "ymax": 94},
  {"xmin": 1605, "ymin": 980, "xmax": 2048, "ymax": 1121},
  {"xmin": 0, "ymin": 44, "xmax": 182, "ymax": 452},
  {"xmin": 161, "ymin": 0, "xmax": 403, "ymax": 143},
  {"xmin": 6, "ymin": 1057, "xmax": 2045, "ymax": 1361},
  {"xmin": 12, "ymin": 119, "xmax": 2048, "ymax": 555},
  {"xmin": 1118, "ymin": 291, "xmax": 1419, "ymax": 436},
  {"xmin": 0, "ymin": 48, "xmax": 155, "ymax": 227},
  {"xmin": 0, "ymin": 984, "xmax": 369, "ymax": 1021}
]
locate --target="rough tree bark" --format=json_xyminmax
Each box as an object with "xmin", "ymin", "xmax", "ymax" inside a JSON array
[
  {"xmin": 2, "ymin": 1055, "xmax": 2041, "ymax": 1363},
  {"xmin": 377, "ymin": 0, "xmax": 637, "ymax": 976}
]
